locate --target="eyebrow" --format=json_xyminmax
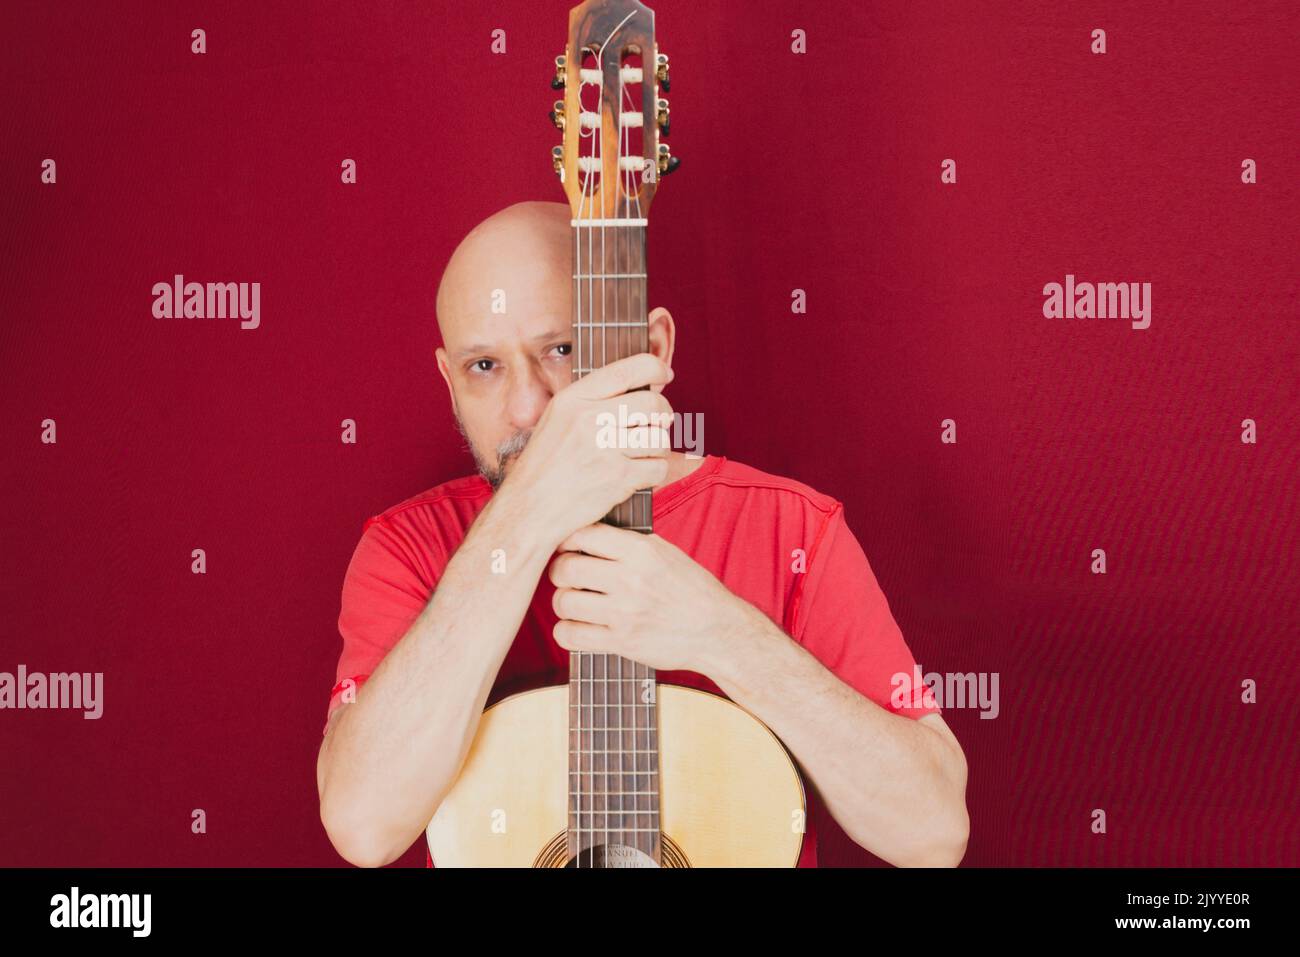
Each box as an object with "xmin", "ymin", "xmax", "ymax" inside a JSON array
[{"xmin": 450, "ymin": 329, "xmax": 568, "ymax": 360}]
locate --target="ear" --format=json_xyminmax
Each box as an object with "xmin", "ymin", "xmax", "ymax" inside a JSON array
[
  {"xmin": 435, "ymin": 346, "xmax": 456, "ymax": 404},
  {"xmin": 646, "ymin": 307, "xmax": 676, "ymax": 392}
]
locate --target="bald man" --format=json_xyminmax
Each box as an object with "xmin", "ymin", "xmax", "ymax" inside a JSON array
[{"xmin": 317, "ymin": 201, "xmax": 969, "ymax": 868}]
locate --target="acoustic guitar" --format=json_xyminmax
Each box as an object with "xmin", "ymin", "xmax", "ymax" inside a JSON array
[{"xmin": 425, "ymin": 0, "xmax": 805, "ymax": 868}]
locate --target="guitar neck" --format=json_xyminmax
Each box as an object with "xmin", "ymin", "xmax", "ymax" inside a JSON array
[
  {"xmin": 571, "ymin": 215, "xmax": 652, "ymax": 535},
  {"xmin": 567, "ymin": 216, "xmax": 663, "ymax": 865}
]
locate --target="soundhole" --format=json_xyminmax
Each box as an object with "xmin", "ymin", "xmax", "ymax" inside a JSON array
[
  {"xmin": 565, "ymin": 844, "xmax": 657, "ymax": 868},
  {"xmin": 534, "ymin": 832, "xmax": 691, "ymax": 868}
]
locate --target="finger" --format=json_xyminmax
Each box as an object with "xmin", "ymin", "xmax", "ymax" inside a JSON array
[
  {"xmin": 548, "ymin": 552, "xmax": 619, "ymax": 593},
  {"xmin": 604, "ymin": 389, "xmax": 674, "ymax": 420},
  {"xmin": 558, "ymin": 522, "xmax": 641, "ymax": 560},
  {"xmin": 552, "ymin": 586, "xmax": 613, "ymax": 625},
  {"xmin": 620, "ymin": 424, "xmax": 673, "ymax": 457},
  {"xmin": 628, "ymin": 456, "xmax": 670, "ymax": 488},
  {"xmin": 569, "ymin": 353, "xmax": 673, "ymax": 401},
  {"xmin": 553, "ymin": 619, "xmax": 611, "ymax": 653}
]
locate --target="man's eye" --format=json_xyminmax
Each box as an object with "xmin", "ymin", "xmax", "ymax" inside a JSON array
[
  {"xmin": 552, "ymin": 343, "xmax": 572, "ymax": 357},
  {"xmin": 470, "ymin": 359, "xmax": 495, "ymax": 374}
]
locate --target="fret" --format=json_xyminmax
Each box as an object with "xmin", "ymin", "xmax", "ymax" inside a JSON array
[
  {"xmin": 569, "ymin": 676, "xmax": 657, "ymax": 683},
  {"xmin": 570, "ymin": 827, "xmax": 661, "ymax": 833},
  {"xmin": 569, "ymin": 206, "xmax": 661, "ymax": 864},
  {"xmin": 569, "ymin": 768, "xmax": 659, "ymax": 775}
]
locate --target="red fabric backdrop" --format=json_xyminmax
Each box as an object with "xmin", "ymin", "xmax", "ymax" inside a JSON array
[{"xmin": 1, "ymin": 0, "xmax": 1295, "ymax": 866}]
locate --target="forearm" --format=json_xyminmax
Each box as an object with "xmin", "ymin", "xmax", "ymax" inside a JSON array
[
  {"xmin": 318, "ymin": 487, "xmax": 556, "ymax": 866},
  {"xmin": 706, "ymin": 605, "xmax": 968, "ymax": 867}
]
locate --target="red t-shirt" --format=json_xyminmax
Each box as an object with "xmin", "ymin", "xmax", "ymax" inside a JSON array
[{"xmin": 324, "ymin": 454, "xmax": 940, "ymax": 867}]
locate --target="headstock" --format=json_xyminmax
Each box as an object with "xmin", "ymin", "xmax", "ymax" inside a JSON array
[{"xmin": 549, "ymin": 0, "xmax": 678, "ymax": 222}]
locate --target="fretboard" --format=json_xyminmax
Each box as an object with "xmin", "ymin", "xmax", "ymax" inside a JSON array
[{"xmin": 566, "ymin": 217, "xmax": 662, "ymax": 866}]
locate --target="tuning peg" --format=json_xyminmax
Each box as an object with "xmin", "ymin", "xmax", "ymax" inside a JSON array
[
  {"xmin": 549, "ymin": 100, "xmax": 566, "ymax": 131},
  {"xmin": 656, "ymin": 143, "xmax": 680, "ymax": 176},
  {"xmin": 551, "ymin": 55, "xmax": 567, "ymax": 90},
  {"xmin": 655, "ymin": 53, "xmax": 670, "ymax": 92},
  {"xmin": 551, "ymin": 145, "xmax": 565, "ymax": 180},
  {"xmin": 656, "ymin": 97, "xmax": 670, "ymax": 136}
]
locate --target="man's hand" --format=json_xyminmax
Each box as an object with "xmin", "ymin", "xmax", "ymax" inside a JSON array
[
  {"xmin": 547, "ymin": 521, "xmax": 757, "ymax": 674},
  {"xmin": 500, "ymin": 353, "xmax": 677, "ymax": 552}
]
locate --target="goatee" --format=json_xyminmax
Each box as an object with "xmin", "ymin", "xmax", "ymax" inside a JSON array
[{"xmin": 453, "ymin": 408, "xmax": 531, "ymax": 492}]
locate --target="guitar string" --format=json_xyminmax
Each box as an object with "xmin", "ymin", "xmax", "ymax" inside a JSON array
[
  {"xmin": 619, "ymin": 62, "xmax": 649, "ymax": 859},
  {"xmin": 577, "ymin": 39, "xmax": 601, "ymax": 866},
  {"xmin": 618, "ymin": 66, "xmax": 630, "ymax": 858},
  {"xmin": 572, "ymin": 7, "xmax": 648, "ymax": 863},
  {"xmin": 596, "ymin": 34, "xmax": 608, "ymax": 862},
  {"xmin": 575, "ymin": 61, "xmax": 595, "ymax": 865}
]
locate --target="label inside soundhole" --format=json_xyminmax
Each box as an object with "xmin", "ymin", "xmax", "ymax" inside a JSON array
[{"xmin": 565, "ymin": 843, "xmax": 660, "ymax": 868}]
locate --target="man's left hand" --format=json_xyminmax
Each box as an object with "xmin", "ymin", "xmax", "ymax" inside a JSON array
[{"xmin": 547, "ymin": 522, "xmax": 756, "ymax": 675}]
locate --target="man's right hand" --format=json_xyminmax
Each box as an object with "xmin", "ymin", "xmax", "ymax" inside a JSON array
[{"xmin": 499, "ymin": 353, "xmax": 675, "ymax": 550}]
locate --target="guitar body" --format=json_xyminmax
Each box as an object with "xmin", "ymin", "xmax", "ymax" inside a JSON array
[{"xmin": 426, "ymin": 684, "xmax": 806, "ymax": 867}]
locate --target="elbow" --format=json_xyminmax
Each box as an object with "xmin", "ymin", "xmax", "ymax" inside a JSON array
[
  {"xmin": 908, "ymin": 805, "xmax": 969, "ymax": 867},
  {"xmin": 319, "ymin": 792, "xmax": 401, "ymax": 869},
  {"xmin": 849, "ymin": 802, "xmax": 969, "ymax": 868},
  {"xmin": 911, "ymin": 736, "xmax": 970, "ymax": 867},
  {"xmin": 885, "ymin": 777, "xmax": 970, "ymax": 868}
]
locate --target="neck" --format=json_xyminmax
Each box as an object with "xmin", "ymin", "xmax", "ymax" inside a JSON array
[{"xmin": 655, "ymin": 451, "xmax": 704, "ymax": 490}]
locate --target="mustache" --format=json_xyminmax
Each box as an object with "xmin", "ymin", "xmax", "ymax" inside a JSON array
[
  {"xmin": 452, "ymin": 406, "xmax": 531, "ymax": 490},
  {"xmin": 497, "ymin": 430, "xmax": 531, "ymax": 459}
]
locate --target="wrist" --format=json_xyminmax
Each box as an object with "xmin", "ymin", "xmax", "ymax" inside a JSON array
[
  {"xmin": 476, "ymin": 483, "xmax": 563, "ymax": 570},
  {"xmin": 700, "ymin": 597, "xmax": 787, "ymax": 690}
]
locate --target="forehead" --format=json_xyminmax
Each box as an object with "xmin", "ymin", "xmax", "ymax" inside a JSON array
[{"xmin": 437, "ymin": 214, "xmax": 572, "ymax": 349}]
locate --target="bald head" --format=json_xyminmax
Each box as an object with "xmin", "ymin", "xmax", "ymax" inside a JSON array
[{"xmin": 435, "ymin": 200, "xmax": 571, "ymax": 347}]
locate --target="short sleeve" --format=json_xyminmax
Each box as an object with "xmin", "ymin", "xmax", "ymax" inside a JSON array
[
  {"xmin": 788, "ymin": 504, "xmax": 941, "ymax": 720},
  {"xmin": 323, "ymin": 516, "xmax": 438, "ymax": 735}
]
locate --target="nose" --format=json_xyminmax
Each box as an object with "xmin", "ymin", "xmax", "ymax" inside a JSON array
[{"xmin": 504, "ymin": 359, "xmax": 556, "ymax": 433}]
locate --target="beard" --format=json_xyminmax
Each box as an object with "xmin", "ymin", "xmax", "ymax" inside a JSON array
[{"xmin": 452, "ymin": 406, "xmax": 531, "ymax": 491}]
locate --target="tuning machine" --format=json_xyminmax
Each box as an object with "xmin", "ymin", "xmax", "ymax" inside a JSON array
[
  {"xmin": 655, "ymin": 52, "xmax": 670, "ymax": 92},
  {"xmin": 656, "ymin": 143, "xmax": 680, "ymax": 177},
  {"xmin": 656, "ymin": 97, "xmax": 670, "ymax": 136},
  {"xmin": 551, "ymin": 54, "xmax": 566, "ymax": 90},
  {"xmin": 549, "ymin": 99, "xmax": 566, "ymax": 131}
]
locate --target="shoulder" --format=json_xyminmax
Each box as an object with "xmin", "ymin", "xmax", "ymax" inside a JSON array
[
  {"xmin": 363, "ymin": 473, "xmax": 491, "ymax": 534},
  {"xmin": 346, "ymin": 473, "xmax": 490, "ymax": 580},
  {"xmin": 662, "ymin": 456, "xmax": 848, "ymax": 565},
  {"xmin": 684, "ymin": 456, "xmax": 843, "ymax": 520}
]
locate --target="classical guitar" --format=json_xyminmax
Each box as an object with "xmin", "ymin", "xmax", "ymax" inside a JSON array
[{"xmin": 425, "ymin": 0, "xmax": 805, "ymax": 868}]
